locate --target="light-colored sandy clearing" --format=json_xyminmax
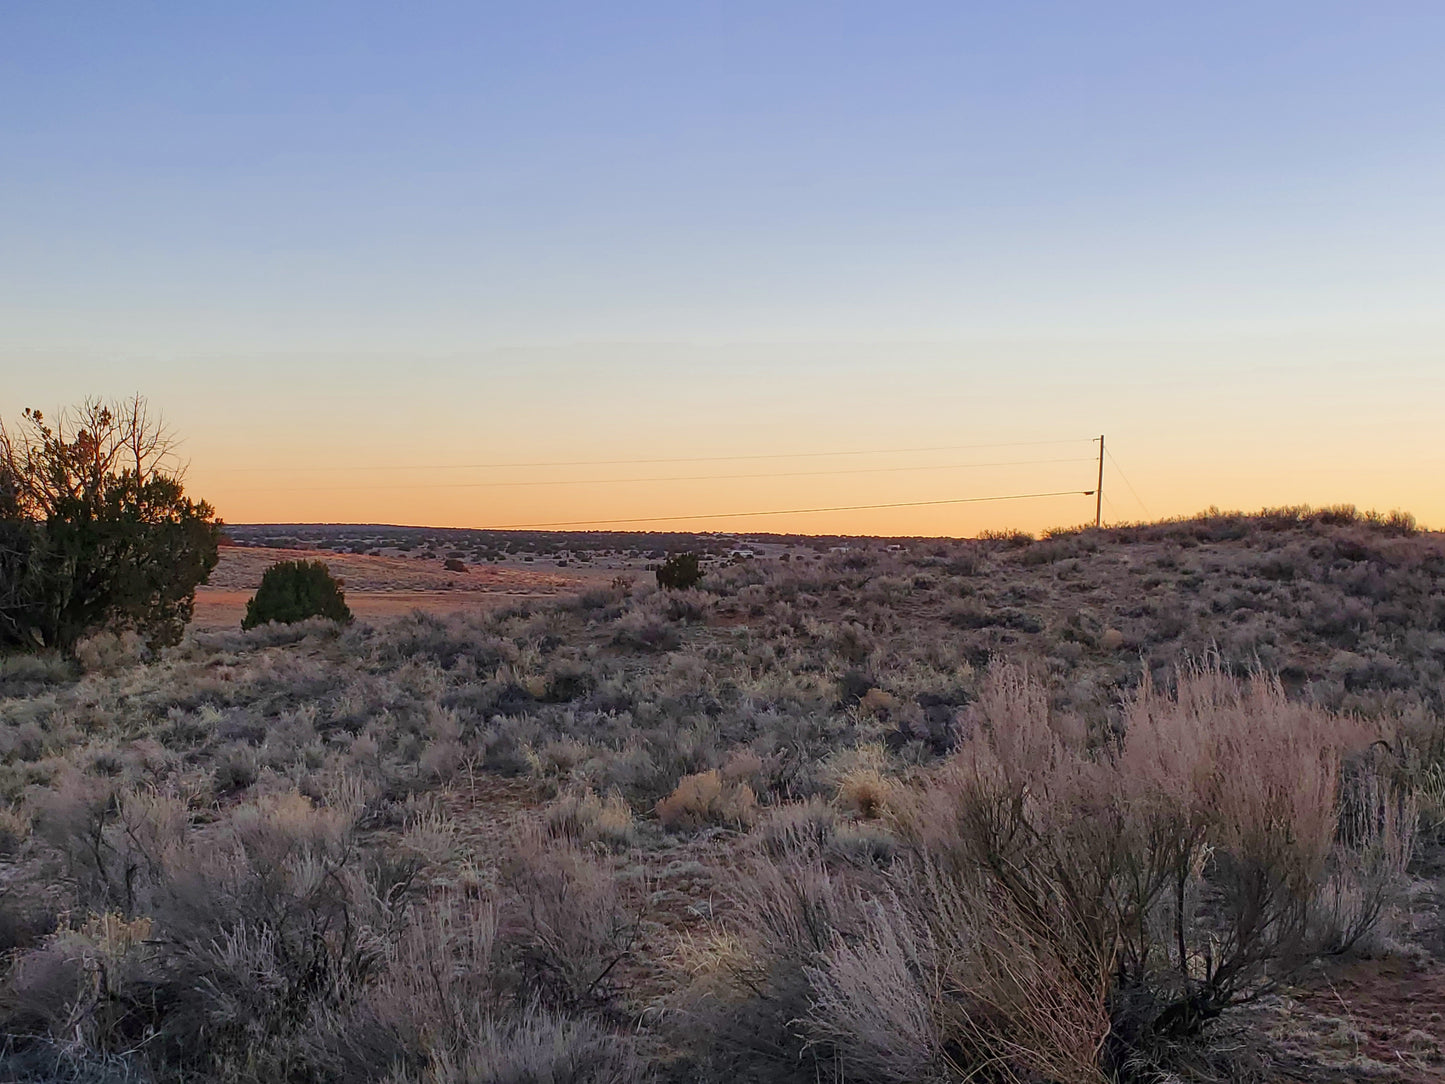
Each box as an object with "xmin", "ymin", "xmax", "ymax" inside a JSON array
[
  {"xmin": 189, "ymin": 589, "xmax": 560, "ymax": 630},
  {"xmin": 192, "ymin": 546, "xmax": 618, "ymax": 630},
  {"xmin": 206, "ymin": 545, "xmax": 589, "ymax": 593}
]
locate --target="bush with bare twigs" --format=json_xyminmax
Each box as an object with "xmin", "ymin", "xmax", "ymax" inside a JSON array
[
  {"xmin": 0, "ymin": 396, "xmax": 219, "ymax": 653},
  {"xmin": 679, "ymin": 663, "xmax": 1417, "ymax": 1082}
]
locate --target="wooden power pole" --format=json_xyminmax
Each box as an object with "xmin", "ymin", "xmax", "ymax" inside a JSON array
[{"xmin": 1095, "ymin": 435, "xmax": 1105, "ymax": 528}]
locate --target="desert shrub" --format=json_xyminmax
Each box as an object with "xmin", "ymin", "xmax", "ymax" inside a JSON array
[
  {"xmin": 656, "ymin": 770, "xmax": 757, "ymax": 831},
  {"xmin": 73, "ymin": 631, "xmax": 148, "ymax": 674},
  {"xmin": 540, "ymin": 658, "xmax": 597, "ymax": 702},
  {"xmin": 242, "ymin": 559, "xmax": 353, "ymax": 629},
  {"xmin": 296, "ymin": 881, "xmax": 647, "ymax": 1084},
  {"xmin": 27, "ymin": 774, "xmax": 186, "ymax": 914},
  {"xmin": 5, "ymin": 780, "xmax": 411, "ymax": 1079},
  {"xmin": 373, "ymin": 612, "xmax": 512, "ymax": 670},
  {"xmin": 443, "ymin": 557, "xmax": 466, "ymax": 572},
  {"xmin": 0, "ymin": 651, "xmax": 74, "ymax": 694},
  {"xmin": 0, "ymin": 1040, "xmax": 153, "ymax": 1083},
  {"xmin": 545, "ymin": 788, "xmax": 637, "ymax": 850},
  {"xmin": 4, "ymin": 789, "xmax": 647, "ymax": 1083},
  {"xmin": 498, "ymin": 830, "xmax": 643, "ymax": 1012},
  {"xmin": 0, "ymin": 873, "xmax": 55, "ymax": 957},
  {"xmin": 0, "ymin": 805, "xmax": 31, "ymax": 856},
  {"xmin": 572, "ymin": 586, "xmax": 625, "ymax": 615},
  {"xmin": 944, "ymin": 604, "xmax": 1042, "ymax": 633},
  {"xmin": 400, "ymin": 1008, "xmax": 644, "ymax": 1084},
  {"xmin": 611, "ymin": 611, "xmax": 680, "ymax": 653},
  {"xmin": 212, "ymin": 744, "xmax": 259, "ymax": 793},
  {"xmin": 1381, "ymin": 709, "xmax": 1445, "ymax": 843},
  {"xmin": 976, "ymin": 527, "xmax": 1034, "ymax": 548},
  {"xmin": 754, "ymin": 798, "xmax": 838, "ymax": 857},
  {"xmin": 656, "ymin": 552, "xmax": 703, "ymax": 590},
  {"xmin": 4, "ymin": 508, "xmax": 1444, "ymax": 1081},
  {"xmin": 909, "ymin": 665, "xmax": 1412, "ymax": 1071},
  {"xmin": 673, "ymin": 852, "xmax": 872, "ymax": 1080},
  {"xmin": 683, "ymin": 664, "xmax": 1416, "ymax": 1082},
  {"xmin": 662, "ymin": 588, "xmax": 711, "ymax": 622}
]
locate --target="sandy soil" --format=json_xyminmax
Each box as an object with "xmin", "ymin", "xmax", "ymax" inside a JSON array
[{"xmin": 193, "ymin": 546, "xmax": 619, "ymax": 630}]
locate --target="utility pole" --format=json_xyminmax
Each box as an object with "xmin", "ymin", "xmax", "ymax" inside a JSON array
[{"xmin": 1095, "ymin": 434, "xmax": 1105, "ymax": 528}]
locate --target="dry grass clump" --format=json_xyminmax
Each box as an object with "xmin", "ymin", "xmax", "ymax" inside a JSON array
[
  {"xmin": 73, "ymin": 630, "xmax": 149, "ymax": 674},
  {"xmin": 823, "ymin": 742, "xmax": 896, "ymax": 820},
  {"xmin": 656, "ymin": 770, "xmax": 758, "ymax": 831},
  {"xmin": 546, "ymin": 787, "xmax": 638, "ymax": 850},
  {"xmin": 299, "ymin": 834, "xmax": 645, "ymax": 1083},
  {"xmin": 672, "ymin": 851, "xmax": 872, "ymax": 1079},
  {"xmin": 753, "ymin": 797, "xmax": 839, "ymax": 856},
  {"xmin": 837, "ymin": 765, "xmax": 891, "ymax": 819},
  {"xmin": 611, "ymin": 610, "xmax": 680, "ymax": 652},
  {"xmin": 5, "ymin": 778, "xmax": 397, "ymax": 1076},
  {"xmin": 1387, "ymin": 709, "xmax": 1445, "ymax": 844},
  {"xmin": 0, "ymin": 804, "xmax": 31, "ymax": 855},
  {"xmin": 496, "ymin": 827, "xmax": 646, "ymax": 1014}
]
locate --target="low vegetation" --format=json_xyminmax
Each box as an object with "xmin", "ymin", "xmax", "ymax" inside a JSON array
[
  {"xmin": 655, "ymin": 552, "xmax": 703, "ymax": 590},
  {"xmin": 242, "ymin": 559, "xmax": 354, "ymax": 630},
  {"xmin": 1, "ymin": 506, "xmax": 1442, "ymax": 1082}
]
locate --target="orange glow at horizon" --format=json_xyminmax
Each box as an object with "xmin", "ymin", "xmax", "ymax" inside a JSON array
[
  {"xmin": 17, "ymin": 336, "xmax": 1445, "ymax": 539},
  {"xmin": 188, "ymin": 437, "xmax": 1444, "ymax": 539}
]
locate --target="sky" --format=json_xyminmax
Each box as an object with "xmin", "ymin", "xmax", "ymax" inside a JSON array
[{"xmin": 3, "ymin": 2, "xmax": 1443, "ymax": 535}]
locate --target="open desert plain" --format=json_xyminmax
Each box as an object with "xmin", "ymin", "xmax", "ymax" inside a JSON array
[
  {"xmin": 7, "ymin": 4, "xmax": 1445, "ymax": 1081},
  {"xmin": 191, "ymin": 546, "xmax": 593, "ymax": 629},
  {"xmin": 2, "ymin": 508, "xmax": 1443, "ymax": 1082}
]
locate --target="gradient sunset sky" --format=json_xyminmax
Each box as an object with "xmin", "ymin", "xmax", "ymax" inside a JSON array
[{"xmin": 4, "ymin": 3, "xmax": 1443, "ymax": 536}]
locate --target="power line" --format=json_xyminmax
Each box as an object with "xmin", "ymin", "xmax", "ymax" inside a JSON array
[
  {"xmin": 1105, "ymin": 448, "xmax": 1151, "ymax": 518},
  {"xmin": 226, "ymin": 456, "xmax": 1097, "ymax": 493},
  {"xmin": 483, "ymin": 488, "xmax": 1096, "ymax": 530},
  {"xmin": 208, "ymin": 437, "xmax": 1097, "ymax": 474},
  {"xmin": 1102, "ymin": 492, "xmax": 1121, "ymax": 525}
]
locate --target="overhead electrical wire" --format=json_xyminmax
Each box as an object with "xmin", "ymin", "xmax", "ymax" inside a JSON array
[
  {"xmin": 228, "ymin": 456, "xmax": 1096, "ymax": 493},
  {"xmin": 214, "ymin": 431, "xmax": 1108, "ymax": 534},
  {"xmin": 1105, "ymin": 448, "xmax": 1151, "ymax": 518},
  {"xmin": 209, "ymin": 437, "xmax": 1097, "ymax": 474},
  {"xmin": 482, "ymin": 488, "xmax": 1096, "ymax": 530},
  {"xmin": 1102, "ymin": 492, "xmax": 1122, "ymax": 525}
]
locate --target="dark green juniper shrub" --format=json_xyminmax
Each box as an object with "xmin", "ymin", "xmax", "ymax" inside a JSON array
[
  {"xmin": 656, "ymin": 552, "xmax": 703, "ymax": 590},
  {"xmin": 242, "ymin": 560, "xmax": 352, "ymax": 630}
]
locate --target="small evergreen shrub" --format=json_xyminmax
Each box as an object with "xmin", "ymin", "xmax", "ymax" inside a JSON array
[
  {"xmin": 242, "ymin": 560, "xmax": 352, "ymax": 630},
  {"xmin": 655, "ymin": 552, "xmax": 702, "ymax": 590},
  {"xmin": 443, "ymin": 557, "xmax": 467, "ymax": 572}
]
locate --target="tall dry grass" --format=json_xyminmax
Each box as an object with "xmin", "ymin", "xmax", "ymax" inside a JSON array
[
  {"xmin": 681, "ymin": 662, "xmax": 1418, "ymax": 1082},
  {"xmin": 0, "ymin": 777, "xmax": 646, "ymax": 1083}
]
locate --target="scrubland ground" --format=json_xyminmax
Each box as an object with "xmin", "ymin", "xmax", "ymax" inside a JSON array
[
  {"xmin": 192, "ymin": 546, "xmax": 598, "ymax": 630},
  {"xmin": 1, "ymin": 507, "xmax": 1443, "ymax": 1083}
]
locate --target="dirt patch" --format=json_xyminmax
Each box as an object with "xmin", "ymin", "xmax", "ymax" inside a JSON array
[
  {"xmin": 190, "ymin": 588, "xmax": 567, "ymax": 630},
  {"xmin": 207, "ymin": 546, "xmax": 590, "ymax": 593},
  {"xmin": 1254, "ymin": 959, "xmax": 1445, "ymax": 1082}
]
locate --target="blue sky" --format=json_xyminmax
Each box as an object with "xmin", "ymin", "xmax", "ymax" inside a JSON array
[{"xmin": 4, "ymin": 3, "xmax": 1443, "ymax": 531}]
